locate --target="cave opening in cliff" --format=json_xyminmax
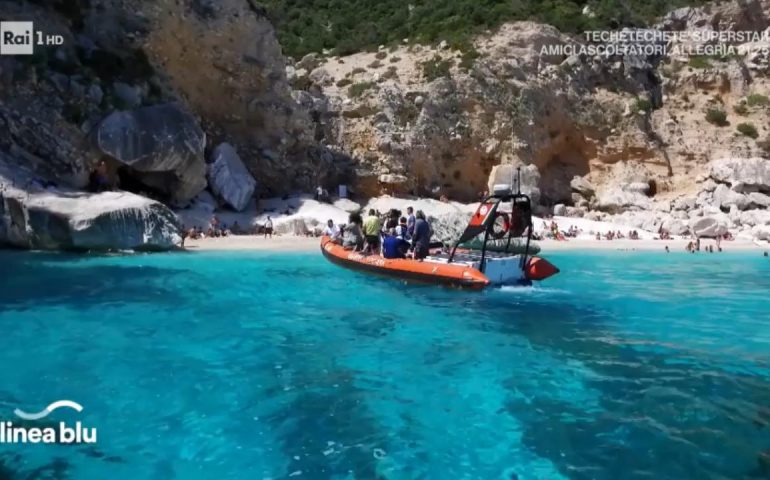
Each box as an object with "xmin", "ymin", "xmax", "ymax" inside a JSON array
[
  {"xmin": 540, "ymin": 152, "xmax": 590, "ymax": 206},
  {"xmin": 647, "ymin": 179, "xmax": 658, "ymax": 197},
  {"xmin": 116, "ymin": 166, "xmax": 175, "ymax": 204}
]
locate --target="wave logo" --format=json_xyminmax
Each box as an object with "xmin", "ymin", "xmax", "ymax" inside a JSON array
[{"xmin": 1, "ymin": 400, "xmax": 97, "ymax": 444}]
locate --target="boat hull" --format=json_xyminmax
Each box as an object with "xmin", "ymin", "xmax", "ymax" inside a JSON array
[{"xmin": 320, "ymin": 237, "xmax": 491, "ymax": 289}]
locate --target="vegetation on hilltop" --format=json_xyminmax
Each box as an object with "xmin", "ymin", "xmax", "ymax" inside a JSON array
[{"xmin": 259, "ymin": 0, "xmax": 708, "ymax": 58}]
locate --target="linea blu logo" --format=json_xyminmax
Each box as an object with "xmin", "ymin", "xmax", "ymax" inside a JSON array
[
  {"xmin": 0, "ymin": 400, "xmax": 97, "ymax": 444},
  {"xmin": 1, "ymin": 21, "xmax": 64, "ymax": 55}
]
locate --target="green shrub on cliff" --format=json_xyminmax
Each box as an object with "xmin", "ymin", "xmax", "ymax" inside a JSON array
[
  {"xmin": 736, "ymin": 122, "xmax": 758, "ymax": 139},
  {"xmin": 747, "ymin": 94, "xmax": 770, "ymax": 107},
  {"xmin": 688, "ymin": 56, "xmax": 712, "ymax": 69},
  {"xmin": 633, "ymin": 97, "xmax": 652, "ymax": 113},
  {"xmin": 336, "ymin": 78, "xmax": 352, "ymax": 88},
  {"xmin": 733, "ymin": 102, "xmax": 748, "ymax": 115},
  {"xmin": 458, "ymin": 47, "xmax": 481, "ymax": 71},
  {"xmin": 348, "ymin": 81, "xmax": 376, "ymax": 98},
  {"xmin": 705, "ymin": 108, "xmax": 728, "ymax": 126},
  {"xmin": 261, "ymin": 0, "xmax": 710, "ymax": 58},
  {"xmin": 422, "ymin": 55, "xmax": 453, "ymax": 81}
]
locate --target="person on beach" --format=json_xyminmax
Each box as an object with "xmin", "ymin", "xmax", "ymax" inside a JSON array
[
  {"xmin": 264, "ymin": 216, "xmax": 273, "ymax": 238},
  {"xmin": 411, "ymin": 210, "xmax": 432, "ymax": 260},
  {"xmin": 363, "ymin": 209, "xmax": 382, "ymax": 254},
  {"xmin": 665, "ymin": 246, "xmax": 669, "ymax": 253},
  {"xmin": 208, "ymin": 215, "xmax": 221, "ymax": 237}
]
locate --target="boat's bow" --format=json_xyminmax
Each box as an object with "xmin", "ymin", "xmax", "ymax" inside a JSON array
[{"xmin": 525, "ymin": 256, "xmax": 560, "ymax": 281}]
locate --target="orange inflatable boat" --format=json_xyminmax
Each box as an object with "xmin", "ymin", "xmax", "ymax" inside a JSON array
[
  {"xmin": 321, "ymin": 238, "xmax": 492, "ymax": 288},
  {"xmin": 321, "ymin": 180, "xmax": 559, "ymax": 289}
]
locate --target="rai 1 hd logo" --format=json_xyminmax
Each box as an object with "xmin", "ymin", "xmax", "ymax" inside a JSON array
[{"xmin": 1, "ymin": 21, "xmax": 64, "ymax": 55}]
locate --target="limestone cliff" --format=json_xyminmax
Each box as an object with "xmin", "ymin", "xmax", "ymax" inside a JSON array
[
  {"xmin": 2, "ymin": 0, "xmax": 770, "ymax": 246},
  {"xmin": 0, "ymin": 0, "xmax": 350, "ymax": 203},
  {"xmin": 298, "ymin": 3, "xmax": 770, "ymax": 212}
]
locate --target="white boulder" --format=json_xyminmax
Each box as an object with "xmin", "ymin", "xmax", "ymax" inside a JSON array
[
  {"xmin": 570, "ymin": 176, "xmax": 595, "ymax": 197},
  {"xmin": 752, "ymin": 224, "xmax": 770, "ymax": 241},
  {"xmin": 207, "ymin": 143, "xmax": 257, "ymax": 212},
  {"xmin": 596, "ymin": 185, "xmax": 651, "ymax": 213},
  {"xmin": 689, "ymin": 216, "xmax": 728, "ymax": 238},
  {"xmin": 276, "ymin": 218, "xmax": 312, "ymax": 236},
  {"xmin": 672, "ymin": 196, "xmax": 696, "ymax": 211},
  {"xmin": 309, "ymin": 67, "xmax": 334, "ymax": 86},
  {"xmin": 333, "ymin": 198, "xmax": 362, "ymax": 213},
  {"xmin": 740, "ymin": 209, "xmax": 770, "ymax": 227},
  {"xmin": 712, "ymin": 184, "xmax": 750, "ymax": 210},
  {"xmin": 710, "ymin": 157, "xmax": 770, "ymax": 193},
  {"xmin": 1, "ymin": 189, "xmax": 181, "ymax": 251},
  {"xmin": 661, "ymin": 216, "xmax": 689, "ymax": 235},
  {"xmin": 378, "ymin": 174, "xmax": 409, "ymax": 184},
  {"xmin": 748, "ymin": 192, "xmax": 770, "ymax": 208}
]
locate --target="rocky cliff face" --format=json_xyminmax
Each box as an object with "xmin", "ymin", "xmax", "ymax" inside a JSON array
[
  {"xmin": 2, "ymin": 0, "xmax": 770, "ymax": 246},
  {"xmin": 299, "ymin": 7, "xmax": 770, "ymax": 202},
  {"xmin": 0, "ymin": 0, "xmax": 351, "ymax": 204},
  {"xmin": 284, "ymin": 0, "xmax": 770, "ymax": 238}
]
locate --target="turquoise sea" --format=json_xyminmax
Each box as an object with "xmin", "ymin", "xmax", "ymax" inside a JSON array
[{"xmin": 1, "ymin": 249, "xmax": 769, "ymax": 479}]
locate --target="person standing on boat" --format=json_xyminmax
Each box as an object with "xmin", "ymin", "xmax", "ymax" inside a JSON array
[
  {"xmin": 406, "ymin": 206, "xmax": 416, "ymax": 237},
  {"xmin": 395, "ymin": 216, "xmax": 410, "ymax": 240},
  {"xmin": 343, "ymin": 212, "xmax": 364, "ymax": 250},
  {"xmin": 363, "ymin": 209, "xmax": 382, "ymax": 254},
  {"xmin": 411, "ymin": 210, "xmax": 432, "ymax": 260}
]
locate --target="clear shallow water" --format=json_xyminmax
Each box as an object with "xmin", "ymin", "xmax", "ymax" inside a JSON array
[{"xmin": 1, "ymin": 250, "xmax": 769, "ymax": 480}]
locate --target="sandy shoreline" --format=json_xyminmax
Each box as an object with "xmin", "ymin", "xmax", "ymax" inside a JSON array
[
  {"xmin": 183, "ymin": 235, "xmax": 769, "ymax": 253},
  {"xmin": 539, "ymin": 238, "xmax": 767, "ymax": 251}
]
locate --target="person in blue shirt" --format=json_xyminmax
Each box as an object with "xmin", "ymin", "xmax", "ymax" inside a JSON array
[{"xmin": 382, "ymin": 230, "xmax": 408, "ymax": 259}]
